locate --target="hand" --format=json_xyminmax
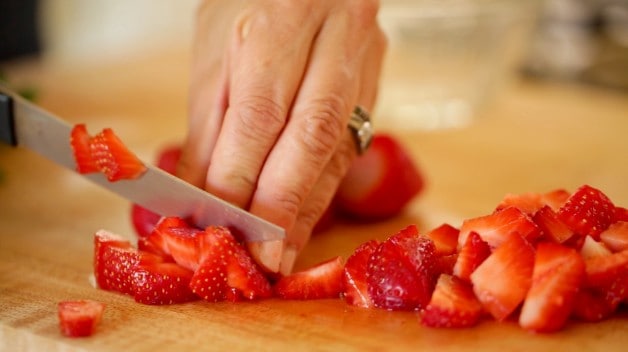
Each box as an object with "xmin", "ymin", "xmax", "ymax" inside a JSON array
[{"xmin": 177, "ymin": 0, "xmax": 387, "ymax": 274}]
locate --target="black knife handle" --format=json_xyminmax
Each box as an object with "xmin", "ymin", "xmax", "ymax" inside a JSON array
[{"xmin": 0, "ymin": 92, "xmax": 17, "ymax": 146}]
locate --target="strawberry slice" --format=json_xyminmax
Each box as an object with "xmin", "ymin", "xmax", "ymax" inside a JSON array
[
  {"xmin": 88, "ymin": 128, "xmax": 147, "ymax": 181},
  {"xmin": 342, "ymin": 240, "xmax": 379, "ymax": 308},
  {"xmin": 470, "ymin": 232, "xmax": 535, "ymax": 321},
  {"xmin": 453, "ymin": 231, "xmax": 491, "ymax": 282},
  {"xmin": 151, "ymin": 217, "xmax": 205, "ymax": 271},
  {"xmin": 426, "ymin": 223, "xmax": 459, "ymax": 256},
  {"xmin": 70, "ymin": 124, "xmax": 99, "ymax": 174},
  {"xmin": 557, "ymin": 185, "xmax": 615, "ymax": 239},
  {"xmin": 584, "ymin": 249, "xmax": 628, "ymax": 307},
  {"xmin": 519, "ymin": 242, "xmax": 585, "ymax": 333},
  {"xmin": 367, "ymin": 225, "xmax": 438, "ymax": 311},
  {"xmin": 274, "ymin": 257, "xmax": 344, "ymax": 300},
  {"xmin": 132, "ymin": 262, "xmax": 197, "ymax": 305},
  {"xmin": 532, "ymin": 205, "xmax": 575, "ymax": 244},
  {"xmin": 495, "ymin": 189, "xmax": 570, "ymax": 215},
  {"xmin": 58, "ymin": 300, "xmax": 105, "ymax": 338},
  {"xmin": 458, "ymin": 206, "xmax": 541, "ymax": 250},
  {"xmin": 94, "ymin": 230, "xmax": 140, "ymax": 295},
  {"xmin": 599, "ymin": 221, "xmax": 628, "ymax": 253},
  {"xmin": 420, "ymin": 274, "xmax": 483, "ymax": 328},
  {"xmin": 580, "ymin": 236, "xmax": 613, "ymax": 260}
]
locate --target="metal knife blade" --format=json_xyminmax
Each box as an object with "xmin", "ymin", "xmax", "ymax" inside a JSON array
[{"xmin": 0, "ymin": 85, "xmax": 285, "ymax": 243}]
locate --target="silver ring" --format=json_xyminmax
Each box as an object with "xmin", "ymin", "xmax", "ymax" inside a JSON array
[{"xmin": 348, "ymin": 105, "xmax": 373, "ymax": 155}]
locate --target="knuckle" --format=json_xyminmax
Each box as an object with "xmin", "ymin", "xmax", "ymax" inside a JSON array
[
  {"xmin": 300, "ymin": 96, "xmax": 348, "ymax": 158},
  {"xmin": 268, "ymin": 187, "xmax": 305, "ymax": 222},
  {"xmin": 347, "ymin": 0, "xmax": 380, "ymax": 28},
  {"xmin": 232, "ymin": 95, "xmax": 286, "ymax": 141}
]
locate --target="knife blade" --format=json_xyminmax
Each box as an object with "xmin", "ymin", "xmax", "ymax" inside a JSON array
[{"xmin": 0, "ymin": 85, "xmax": 285, "ymax": 243}]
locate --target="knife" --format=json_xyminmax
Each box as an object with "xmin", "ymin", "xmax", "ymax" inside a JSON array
[{"xmin": 0, "ymin": 85, "xmax": 285, "ymax": 243}]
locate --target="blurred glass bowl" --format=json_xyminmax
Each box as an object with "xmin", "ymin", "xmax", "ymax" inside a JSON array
[{"xmin": 375, "ymin": 0, "xmax": 541, "ymax": 130}]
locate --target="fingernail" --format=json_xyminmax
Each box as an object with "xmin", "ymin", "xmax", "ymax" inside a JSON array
[
  {"xmin": 247, "ymin": 240, "xmax": 283, "ymax": 273},
  {"xmin": 279, "ymin": 244, "xmax": 299, "ymax": 275}
]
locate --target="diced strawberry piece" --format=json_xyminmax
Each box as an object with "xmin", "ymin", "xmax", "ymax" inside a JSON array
[
  {"xmin": 557, "ymin": 185, "xmax": 615, "ymax": 239},
  {"xmin": 155, "ymin": 144, "xmax": 182, "ymax": 174},
  {"xmin": 435, "ymin": 254, "xmax": 458, "ymax": 276},
  {"xmin": 615, "ymin": 206, "xmax": 628, "ymax": 222},
  {"xmin": 585, "ymin": 249, "xmax": 628, "ymax": 289},
  {"xmin": 495, "ymin": 189, "xmax": 569, "ymax": 215},
  {"xmin": 580, "ymin": 236, "xmax": 613, "ymax": 260},
  {"xmin": 470, "ymin": 232, "xmax": 535, "ymax": 321},
  {"xmin": 274, "ymin": 257, "xmax": 344, "ymax": 300},
  {"xmin": 58, "ymin": 300, "xmax": 105, "ymax": 338},
  {"xmin": 89, "ymin": 128, "xmax": 147, "ymax": 181},
  {"xmin": 420, "ymin": 274, "xmax": 483, "ymax": 328},
  {"xmin": 426, "ymin": 223, "xmax": 459, "ymax": 256},
  {"xmin": 571, "ymin": 288, "xmax": 618, "ymax": 322},
  {"xmin": 532, "ymin": 206, "xmax": 575, "ymax": 244},
  {"xmin": 600, "ymin": 221, "xmax": 628, "ymax": 253},
  {"xmin": 519, "ymin": 242, "xmax": 585, "ymax": 333},
  {"xmin": 94, "ymin": 230, "xmax": 139, "ymax": 295},
  {"xmin": 130, "ymin": 205, "xmax": 162, "ymax": 238},
  {"xmin": 453, "ymin": 232, "xmax": 491, "ymax": 282},
  {"xmin": 132, "ymin": 262, "xmax": 197, "ymax": 305},
  {"xmin": 367, "ymin": 225, "xmax": 438, "ymax": 311},
  {"xmin": 335, "ymin": 134, "xmax": 425, "ymax": 220},
  {"xmin": 70, "ymin": 124, "xmax": 99, "ymax": 174},
  {"xmin": 191, "ymin": 226, "xmax": 272, "ymax": 302},
  {"xmin": 458, "ymin": 206, "xmax": 541, "ymax": 250},
  {"xmin": 342, "ymin": 240, "xmax": 379, "ymax": 308},
  {"xmin": 154, "ymin": 217, "xmax": 205, "ymax": 271}
]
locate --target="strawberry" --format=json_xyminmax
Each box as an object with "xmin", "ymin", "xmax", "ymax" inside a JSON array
[
  {"xmin": 519, "ymin": 242, "xmax": 585, "ymax": 333},
  {"xmin": 532, "ymin": 205, "xmax": 575, "ymax": 244},
  {"xmin": 190, "ymin": 226, "xmax": 272, "ymax": 302},
  {"xmin": 57, "ymin": 300, "xmax": 105, "ymax": 338},
  {"xmin": 470, "ymin": 232, "xmax": 535, "ymax": 321},
  {"xmin": 495, "ymin": 189, "xmax": 570, "ymax": 215},
  {"xmin": 615, "ymin": 206, "xmax": 628, "ymax": 222},
  {"xmin": 88, "ymin": 128, "xmax": 147, "ymax": 181},
  {"xmin": 70, "ymin": 124, "xmax": 99, "ymax": 174},
  {"xmin": 154, "ymin": 144, "xmax": 182, "ymax": 174},
  {"xmin": 580, "ymin": 236, "xmax": 612, "ymax": 260},
  {"xmin": 599, "ymin": 221, "xmax": 628, "ymax": 252},
  {"xmin": 132, "ymin": 262, "xmax": 197, "ymax": 305},
  {"xmin": 584, "ymin": 249, "xmax": 628, "ymax": 307},
  {"xmin": 94, "ymin": 230, "xmax": 140, "ymax": 295},
  {"xmin": 334, "ymin": 134, "xmax": 424, "ymax": 220},
  {"xmin": 152, "ymin": 217, "xmax": 205, "ymax": 271},
  {"xmin": 453, "ymin": 231, "xmax": 491, "ymax": 282},
  {"xmin": 557, "ymin": 185, "xmax": 615, "ymax": 239},
  {"xmin": 274, "ymin": 257, "xmax": 344, "ymax": 300},
  {"xmin": 420, "ymin": 274, "xmax": 483, "ymax": 328},
  {"xmin": 571, "ymin": 288, "xmax": 618, "ymax": 322},
  {"xmin": 342, "ymin": 240, "xmax": 379, "ymax": 308},
  {"xmin": 426, "ymin": 223, "xmax": 459, "ymax": 256},
  {"xmin": 367, "ymin": 225, "xmax": 438, "ymax": 311},
  {"xmin": 435, "ymin": 254, "xmax": 458, "ymax": 276},
  {"xmin": 131, "ymin": 205, "xmax": 162, "ymax": 238},
  {"xmin": 458, "ymin": 206, "xmax": 541, "ymax": 250}
]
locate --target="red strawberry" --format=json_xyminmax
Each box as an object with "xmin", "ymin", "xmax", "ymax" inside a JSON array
[
  {"xmin": 132, "ymin": 261, "xmax": 197, "ymax": 305},
  {"xmin": 580, "ymin": 236, "xmax": 612, "ymax": 260},
  {"xmin": 154, "ymin": 144, "xmax": 182, "ymax": 174},
  {"xmin": 88, "ymin": 128, "xmax": 147, "ymax": 181},
  {"xmin": 153, "ymin": 217, "xmax": 205, "ymax": 271},
  {"xmin": 274, "ymin": 257, "xmax": 344, "ymax": 300},
  {"xmin": 58, "ymin": 300, "xmax": 105, "ymax": 338},
  {"xmin": 189, "ymin": 257, "xmax": 230, "ymax": 302},
  {"xmin": 557, "ymin": 185, "xmax": 615, "ymax": 239},
  {"xmin": 94, "ymin": 230, "xmax": 140, "ymax": 295},
  {"xmin": 131, "ymin": 205, "xmax": 162, "ymax": 238},
  {"xmin": 615, "ymin": 206, "xmax": 628, "ymax": 222},
  {"xmin": 453, "ymin": 231, "xmax": 491, "ymax": 282},
  {"xmin": 458, "ymin": 206, "xmax": 540, "ymax": 250},
  {"xmin": 334, "ymin": 134, "xmax": 424, "ymax": 220},
  {"xmin": 435, "ymin": 254, "xmax": 458, "ymax": 276},
  {"xmin": 342, "ymin": 240, "xmax": 379, "ymax": 308},
  {"xmin": 519, "ymin": 242, "xmax": 585, "ymax": 333},
  {"xmin": 421, "ymin": 274, "xmax": 483, "ymax": 328},
  {"xmin": 571, "ymin": 288, "xmax": 618, "ymax": 322},
  {"xmin": 600, "ymin": 221, "xmax": 628, "ymax": 253},
  {"xmin": 367, "ymin": 225, "xmax": 437, "ymax": 311},
  {"xmin": 70, "ymin": 124, "xmax": 99, "ymax": 174},
  {"xmin": 426, "ymin": 223, "xmax": 459, "ymax": 256},
  {"xmin": 495, "ymin": 189, "xmax": 570, "ymax": 215},
  {"xmin": 584, "ymin": 249, "xmax": 628, "ymax": 307},
  {"xmin": 532, "ymin": 205, "xmax": 575, "ymax": 244},
  {"xmin": 470, "ymin": 232, "xmax": 535, "ymax": 321}
]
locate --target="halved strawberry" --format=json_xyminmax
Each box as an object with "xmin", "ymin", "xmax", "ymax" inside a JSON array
[
  {"xmin": 342, "ymin": 240, "xmax": 379, "ymax": 308},
  {"xmin": 532, "ymin": 205, "xmax": 575, "ymax": 244},
  {"xmin": 495, "ymin": 189, "xmax": 570, "ymax": 215},
  {"xmin": 453, "ymin": 231, "xmax": 491, "ymax": 282},
  {"xmin": 458, "ymin": 206, "xmax": 540, "ymax": 250},
  {"xmin": 600, "ymin": 221, "xmax": 628, "ymax": 253},
  {"xmin": 519, "ymin": 242, "xmax": 585, "ymax": 333},
  {"xmin": 557, "ymin": 185, "xmax": 615, "ymax": 239},
  {"xmin": 70, "ymin": 124, "xmax": 99, "ymax": 174},
  {"xmin": 94, "ymin": 230, "xmax": 139, "ymax": 295},
  {"xmin": 426, "ymin": 223, "xmax": 459, "ymax": 256},
  {"xmin": 58, "ymin": 300, "xmax": 105, "ymax": 338},
  {"xmin": 274, "ymin": 257, "xmax": 344, "ymax": 300},
  {"xmin": 89, "ymin": 128, "xmax": 147, "ymax": 181},
  {"xmin": 420, "ymin": 274, "xmax": 483, "ymax": 328},
  {"xmin": 470, "ymin": 232, "xmax": 535, "ymax": 321},
  {"xmin": 334, "ymin": 134, "xmax": 424, "ymax": 220},
  {"xmin": 132, "ymin": 262, "xmax": 197, "ymax": 305},
  {"xmin": 367, "ymin": 225, "xmax": 438, "ymax": 311}
]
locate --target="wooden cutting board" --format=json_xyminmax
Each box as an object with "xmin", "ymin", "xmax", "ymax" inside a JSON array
[{"xmin": 1, "ymin": 50, "xmax": 627, "ymax": 351}]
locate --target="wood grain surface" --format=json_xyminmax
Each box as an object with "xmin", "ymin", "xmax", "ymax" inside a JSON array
[{"xmin": 1, "ymin": 49, "xmax": 627, "ymax": 351}]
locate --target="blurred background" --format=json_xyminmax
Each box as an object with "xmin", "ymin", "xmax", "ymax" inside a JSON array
[{"xmin": 1, "ymin": 0, "xmax": 627, "ymax": 128}]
